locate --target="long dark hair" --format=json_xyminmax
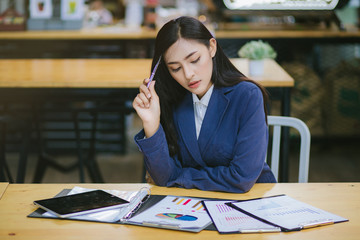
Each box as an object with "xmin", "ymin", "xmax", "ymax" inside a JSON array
[{"xmin": 151, "ymin": 16, "xmax": 268, "ymax": 156}]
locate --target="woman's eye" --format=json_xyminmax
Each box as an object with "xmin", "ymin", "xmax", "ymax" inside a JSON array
[
  {"xmin": 191, "ymin": 57, "xmax": 200, "ymax": 64},
  {"xmin": 171, "ymin": 67, "xmax": 181, "ymax": 73}
]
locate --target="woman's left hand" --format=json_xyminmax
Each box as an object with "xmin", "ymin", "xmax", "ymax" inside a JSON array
[{"xmin": 132, "ymin": 80, "xmax": 161, "ymax": 138}]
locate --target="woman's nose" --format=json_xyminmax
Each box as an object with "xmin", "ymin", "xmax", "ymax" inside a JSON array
[{"xmin": 183, "ymin": 65, "xmax": 195, "ymax": 80}]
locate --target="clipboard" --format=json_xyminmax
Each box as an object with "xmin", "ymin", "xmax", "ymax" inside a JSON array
[
  {"xmin": 226, "ymin": 195, "xmax": 348, "ymax": 232},
  {"xmin": 28, "ymin": 188, "xmax": 217, "ymax": 232}
]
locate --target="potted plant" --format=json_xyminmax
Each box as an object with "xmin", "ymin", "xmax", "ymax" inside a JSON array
[{"xmin": 238, "ymin": 40, "xmax": 277, "ymax": 76}]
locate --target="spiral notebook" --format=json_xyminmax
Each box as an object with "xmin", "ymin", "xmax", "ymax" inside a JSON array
[{"xmin": 28, "ymin": 187, "xmax": 214, "ymax": 232}]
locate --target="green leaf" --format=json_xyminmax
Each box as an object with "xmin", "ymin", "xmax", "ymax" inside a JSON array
[{"xmin": 238, "ymin": 40, "xmax": 277, "ymax": 60}]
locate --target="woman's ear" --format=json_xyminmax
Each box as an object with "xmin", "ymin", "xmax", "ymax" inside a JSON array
[{"xmin": 209, "ymin": 38, "xmax": 217, "ymax": 58}]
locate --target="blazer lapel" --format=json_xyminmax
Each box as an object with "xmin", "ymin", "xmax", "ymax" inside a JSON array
[
  {"xmin": 198, "ymin": 87, "xmax": 230, "ymax": 153},
  {"xmin": 174, "ymin": 93, "xmax": 206, "ymax": 167}
]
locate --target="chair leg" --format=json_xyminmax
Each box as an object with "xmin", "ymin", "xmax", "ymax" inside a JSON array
[
  {"xmin": 86, "ymin": 158, "xmax": 104, "ymax": 183},
  {"xmin": 0, "ymin": 142, "xmax": 7, "ymax": 182},
  {"xmin": 16, "ymin": 126, "xmax": 30, "ymax": 183},
  {"xmin": 0, "ymin": 157, "xmax": 14, "ymax": 183},
  {"xmin": 120, "ymin": 112, "xmax": 126, "ymax": 154},
  {"xmin": 32, "ymin": 154, "xmax": 49, "ymax": 183},
  {"xmin": 3, "ymin": 161, "xmax": 13, "ymax": 183},
  {"xmin": 85, "ymin": 112, "xmax": 104, "ymax": 183},
  {"xmin": 32, "ymin": 108, "xmax": 48, "ymax": 183},
  {"xmin": 0, "ymin": 121, "xmax": 14, "ymax": 183},
  {"xmin": 73, "ymin": 111, "xmax": 85, "ymax": 183},
  {"xmin": 0, "ymin": 121, "xmax": 6, "ymax": 182}
]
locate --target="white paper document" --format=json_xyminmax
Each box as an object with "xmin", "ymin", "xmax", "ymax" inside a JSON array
[
  {"xmin": 126, "ymin": 195, "xmax": 212, "ymax": 232},
  {"xmin": 203, "ymin": 200, "xmax": 281, "ymax": 233},
  {"xmin": 229, "ymin": 195, "xmax": 348, "ymax": 231}
]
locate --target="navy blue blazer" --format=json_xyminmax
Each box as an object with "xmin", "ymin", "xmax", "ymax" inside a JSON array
[{"xmin": 135, "ymin": 81, "xmax": 276, "ymax": 193}]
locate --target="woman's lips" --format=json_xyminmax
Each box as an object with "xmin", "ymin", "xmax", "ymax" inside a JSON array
[{"xmin": 188, "ymin": 80, "xmax": 201, "ymax": 89}]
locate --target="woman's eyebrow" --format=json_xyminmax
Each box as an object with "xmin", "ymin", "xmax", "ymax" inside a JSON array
[{"xmin": 167, "ymin": 51, "xmax": 197, "ymax": 65}]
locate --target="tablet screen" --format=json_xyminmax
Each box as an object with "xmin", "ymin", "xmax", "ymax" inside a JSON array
[{"xmin": 34, "ymin": 190, "xmax": 129, "ymax": 217}]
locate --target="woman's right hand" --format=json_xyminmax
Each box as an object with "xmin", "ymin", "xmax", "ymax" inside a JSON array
[{"xmin": 132, "ymin": 79, "xmax": 160, "ymax": 138}]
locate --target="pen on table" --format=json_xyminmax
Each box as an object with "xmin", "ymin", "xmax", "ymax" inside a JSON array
[{"xmin": 146, "ymin": 56, "xmax": 162, "ymax": 88}]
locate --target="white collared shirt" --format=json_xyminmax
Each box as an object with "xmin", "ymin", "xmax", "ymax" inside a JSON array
[{"xmin": 192, "ymin": 85, "xmax": 214, "ymax": 139}]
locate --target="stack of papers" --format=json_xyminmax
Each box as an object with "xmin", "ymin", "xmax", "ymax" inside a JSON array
[{"xmin": 31, "ymin": 187, "xmax": 348, "ymax": 234}]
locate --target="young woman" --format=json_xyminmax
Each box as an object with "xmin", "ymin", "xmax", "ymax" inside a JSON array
[{"xmin": 133, "ymin": 16, "xmax": 276, "ymax": 193}]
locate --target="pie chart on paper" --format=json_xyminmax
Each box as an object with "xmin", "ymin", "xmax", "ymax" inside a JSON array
[{"xmin": 156, "ymin": 213, "xmax": 198, "ymax": 221}]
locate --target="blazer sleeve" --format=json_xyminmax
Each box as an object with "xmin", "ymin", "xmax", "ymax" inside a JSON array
[
  {"xmin": 134, "ymin": 87, "xmax": 271, "ymax": 193},
  {"xmin": 134, "ymin": 124, "xmax": 183, "ymax": 185}
]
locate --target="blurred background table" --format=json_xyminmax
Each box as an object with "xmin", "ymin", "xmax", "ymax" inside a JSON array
[
  {"xmin": 0, "ymin": 58, "xmax": 293, "ymax": 87},
  {"xmin": 0, "ymin": 58, "xmax": 293, "ymax": 183}
]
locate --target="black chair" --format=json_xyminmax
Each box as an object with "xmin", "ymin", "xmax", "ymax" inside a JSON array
[
  {"xmin": 0, "ymin": 113, "xmax": 31, "ymax": 183},
  {"xmin": 31, "ymin": 105, "xmax": 104, "ymax": 183},
  {"xmin": 31, "ymin": 97, "xmax": 131, "ymax": 183}
]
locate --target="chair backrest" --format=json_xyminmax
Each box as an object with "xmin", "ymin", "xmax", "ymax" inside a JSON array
[{"xmin": 266, "ymin": 116, "xmax": 311, "ymax": 183}]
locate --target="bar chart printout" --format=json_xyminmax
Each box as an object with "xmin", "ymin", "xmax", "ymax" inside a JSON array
[
  {"xmin": 203, "ymin": 200, "xmax": 280, "ymax": 233},
  {"xmin": 127, "ymin": 196, "xmax": 212, "ymax": 232}
]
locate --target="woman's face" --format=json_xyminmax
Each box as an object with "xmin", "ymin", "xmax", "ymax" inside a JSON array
[{"xmin": 164, "ymin": 38, "xmax": 217, "ymax": 99}]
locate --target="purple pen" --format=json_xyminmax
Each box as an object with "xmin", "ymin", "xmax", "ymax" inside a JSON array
[{"xmin": 147, "ymin": 56, "xmax": 162, "ymax": 88}]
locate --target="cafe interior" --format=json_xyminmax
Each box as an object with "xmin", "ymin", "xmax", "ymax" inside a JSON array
[{"xmin": 0, "ymin": 0, "xmax": 359, "ymax": 184}]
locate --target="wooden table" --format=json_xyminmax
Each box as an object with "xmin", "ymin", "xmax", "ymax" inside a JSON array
[
  {"xmin": 0, "ymin": 28, "xmax": 359, "ymax": 40},
  {"xmin": 0, "ymin": 183, "xmax": 358, "ymax": 240},
  {"xmin": 0, "ymin": 58, "xmax": 293, "ymax": 116},
  {"xmin": 0, "ymin": 58, "xmax": 293, "ymax": 88},
  {"xmin": 1, "ymin": 28, "xmax": 359, "ymax": 60}
]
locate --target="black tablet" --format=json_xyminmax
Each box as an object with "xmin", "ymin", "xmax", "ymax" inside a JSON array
[{"xmin": 34, "ymin": 190, "xmax": 129, "ymax": 218}]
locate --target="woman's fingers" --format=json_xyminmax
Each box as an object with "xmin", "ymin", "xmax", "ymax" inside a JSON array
[
  {"xmin": 133, "ymin": 79, "xmax": 158, "ymax": 111},
  {"xmin": 140, "ymin": 78, "xmax": 151, "ymax": 98},
  {"xmin": 133, "ymin": 80, "xmax": 160, "ymax": 135},
  {"xmin": 134, "ymin": 92, "xmax": 150, "ymax": 108},
  {"xmin": 147, "ymin": 81, "xmax": 158, "ymax": 100}
]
